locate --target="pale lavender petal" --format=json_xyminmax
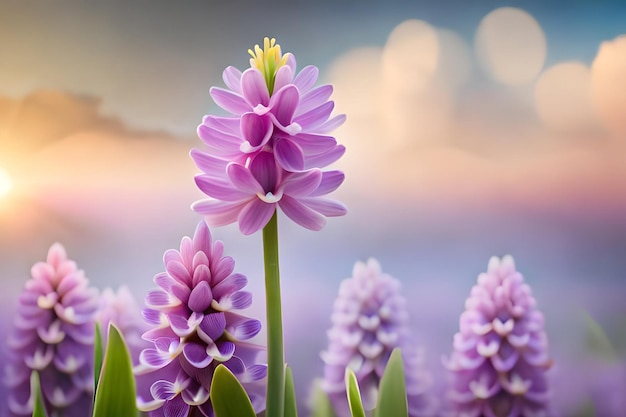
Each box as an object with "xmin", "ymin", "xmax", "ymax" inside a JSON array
[
  {"xmin": 212, "ymin": 273, "xmax": 248, "ymax": 300},
  {"xmin": 192, "ymin": 264, "xmax": 211, "ymax": 288},
  {"xmin": 163, "ymin": 396, "xmax": 190, "ymax": 417},
  {"xmin": 183, "ymin": 342, "xmax": 213, "ymax": 368},
  {"xmin": 165, "ymin": 261, "xmax": 192, "ymax": 286},
  {"xmin": 294, "ymin": 65, "xmax": 319, "ymax": 92},
  {"xmin": 151, "ymin": 380, "xmax": 178, "ymax": 400},
  {"xmin": 188, "ymin": 281, "xmax": 213, "ymax": 313},
  {"xmin": 229, "ymin": 318, "xmax": 261, "ymax": 341},
  {"xmin": 190, "ymin": 149, "xmax": 228, "ymax": 177},
  {"xmin": 210, "ymin": 87, "xmax": 250, "ymax": 115},
  {"xmin": 249, "ymin": 151, "xmax": 278, "ymax": 194},
  {"xmin": 240, "ymin": 113, "xmax": 272, "ymax": 151},
  {"xmin": 241, "ymin": 68, "xmax": 270, "ymax": 107},
  {"xmin": 279, "ymin": 195, "xmax": 326, "ymax": 231},
  {"xmin": 197, "ymin": 124, "xmax": 241, "ymax": 150},
  {"xmin": 191, "ymin": 199, "xmax": 247, "ymax": 227},
  {"xmin": 198, "ymin": 312, "xmax": 226, "ymax": 343},
  {"xmin": 316, "ymin": 113, "xmax": 346, "ymax": 134},
  {"xmin": 295, "ymin": 101, "xmax": 335, "ymax": 130},
  {"xmin": 301, "ymin": 198, "xmax": 347, "ymax": 217},
  {"xmin": 222, "ymin": 66, "xmax": 242, "ymax": 93},
  {"xmin": 304, "ymin": 144, "xmax": 346, "ymax": 169},
  {"xmin": 282, "ymin": 169, "xmax": 322, "ymax": 197},
  {"xmin": 296, "ymin": 84, "xmax": 333, "ymax": 115},
  {"xmin": 228, "ymin": 291, "xmax": 253, "ymax": 310},
  {"xmin": 291, "ymin": 133, "xmax": 336, "ymax": 153},
  {"xmin": 226, "ymin": 163, "xmax": 264, "ymax": 195},
  {"xmin": 211, "ymin": 256, "xmax": 235, "ymax": 285},
  {"xmin": 310, "ymin": 170, "xmax": 345, "ymax": 197},
  {"xmin": 194, "ymin": 176, "xmax": 250, "ymax": 202},
  {"xmin": 192, "ymin": 221, "xmax": 212, "ymax": 255},
  {"xmin": 238, "ymin": 199, "xmax": 275, "ymax": 236},
  {"xmin": 273, "ymin": 64, "xmax": 294, "ymax": 93},
  {"xmin": 270, "ymin": 84, "xmax": 299, "ymax": 128},
  {"xmin": 274, "ymin": 138, "xmax": 305, "ymax": 171}
]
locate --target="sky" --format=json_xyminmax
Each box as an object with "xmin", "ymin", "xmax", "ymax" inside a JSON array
[{"xmin": 0, "ymin": 0, "xmax": 625, "ymax": 415}]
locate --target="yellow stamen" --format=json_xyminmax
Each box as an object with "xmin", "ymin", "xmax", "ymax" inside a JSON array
[{"xmin": 248, "ymin": 37, "xmax": 290, "ymax": 95}]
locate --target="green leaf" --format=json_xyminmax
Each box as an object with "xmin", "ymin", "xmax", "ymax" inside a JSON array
[
  {"xmin": 210, "ymin": 364, "xmax": 256, "ymax": 417},
  {"xmin": 93, "ymin": 321, "xmax": 104, "ymax": 393},
  {"xmin": 308, "ymin": 379, "xmax": 337, "ymax": 417},
  {"xmin": 345, "ymin": 368, "xmax": 366, "ymax": 417},
  {"xmin": 30, "ymin": 371, "xmax": 49, "ymax": 417},
  {"xmin": 92, "ymin": 324, "xmax": 138, "ymax": 417},
  {"xmin": 583, "ymin": 311, "xmax": 619, "ymax": 361},
  {"xmin": 374, "ymin": 348, "xmax": 408, "ymax": 417},
  {"xmin": 284, "ymin": 365, "xmax": 298, "ymax": 417}
]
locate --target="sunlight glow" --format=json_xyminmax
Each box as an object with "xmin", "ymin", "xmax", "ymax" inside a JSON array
[{"xmin": 0, "ymin": 167, "xmax": 13, "ymax": 198}]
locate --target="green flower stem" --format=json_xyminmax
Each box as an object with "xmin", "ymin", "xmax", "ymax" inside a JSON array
[{"xmin": 263, "ymin": 210, "xmax": 284, "ymax": 417}]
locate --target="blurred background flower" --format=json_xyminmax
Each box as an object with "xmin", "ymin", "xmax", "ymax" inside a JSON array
[{"xmin": 0, "ymin": 0, "xmax": 625, "ymax": 415}]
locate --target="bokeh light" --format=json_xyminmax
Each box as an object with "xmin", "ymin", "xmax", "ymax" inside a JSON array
[
  {"xmin": 475, "ymin": 7, "xmax": 547, "ymax": 85},
  {"xmin": 0, "ymin": 167, "xmax": 12, "ymax": 199},
  {"xmin": 534, "ymin": 61, "xmax": 596, "ymax": 132},
  {"xmin": 590, "ymin": 35, "xmax": 626, "ymax": 138}
]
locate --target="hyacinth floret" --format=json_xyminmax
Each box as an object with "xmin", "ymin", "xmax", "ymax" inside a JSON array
[
  {"xmin": 446, "ymin": 255, "xmax": 553, "ymax": 417},
  {"xmin": 5, "ymin": 243, "xmax": 99, "ymax": 417},
  {"xmin": 321, "ymin": 258, "xmax": 435, "ymax": 417},
  {"xmin": 136, "ymin": 221, "xmax": 267, "ymax": 417},
  {"xmin": 192, "ymin": 37, "xmax": 347, "ymax": 235}
]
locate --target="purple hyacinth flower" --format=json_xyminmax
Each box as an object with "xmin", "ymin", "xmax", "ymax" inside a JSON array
[
  {"xmin": 5, "ymin": 243, "xmax": 99, "ymax": 417},
  {"xmin": 98, "ymin": 286, "xmax": 150, "ymax": 365},
  {"xmin": 321, "ymin": 258, "xmax": 436, "ymax": 417},
  {"xmin": 135, "ymin": 221, "xmax": 267, "ymax": 417},
  {"xmin": 192, "ymin": 37, "xmax": 347, "ymax": 235},
  {"xmin": 194, "ymin": 150, "xmax": 346, "ymax": 235},
  {"xmin": 445, "ymin": 255, "xmax": 554, "ymax": 417}
]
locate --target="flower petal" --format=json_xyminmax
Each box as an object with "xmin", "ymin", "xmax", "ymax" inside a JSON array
[
  {"xmin": 190, "ymin": 149, "xmax": 228, "ymax": 177},
  {"xmin": 195, "ymin": 176, "xmax": 250, "ymax": 202},
  {"xmin": 294, "ymin": 101, "xmax": 334, "ymax": 130},
  {"xmin": 212, "ymin": 273, "xmax": 248, "ymax": 300},
  {"xmin": 270, "ymin": 85, "xmax": 300, "ymax": 129},
  {"xmin": 238, "ymin": 199, "xmax": 275, "ymax": 236},
  {"xmin": 226, "ymin": 163, "xmax": 264, "ymax": 195},
  {"xmin": 240, "ymin": 113, "xmax": 272, "ymax": 152},
  {"xmin": 163, "ymin": 395, "xmax": 190, "ymax": 417},
  {"xmin": 301, "ymin": 198, "xmax": 347, "ymax": 217},
  {"xmin": 191, "ymin": 199, "xmax": 247, "ymax": 227},
  {"xmin": 294, "ymin": 65, "xmax": 319, "ymax": 92},
  {"xmin": 296, "ymin": 84, "xmax": 333, "ymax": 115},
  {"xmin": 274, "ymin": 138, "xmax": 305, "ymax": 171},
  {"xmin": 282, "ymin": 169, "xmax": 322, "ymax": 197},
  {"xmin": 305, "ymin": 144, "xmax": 346, "ymax": 169},
  {"xmin": 310, "ymin": 171, "xmax": 345, "ymax": 196},
  {"xmin": 273, "ymin": 65, "xmax": 294, "ymax": 93},
  {"xmin": 198, "ymin": 312, "xmax": 226, "ymax": 343},
  {"xmin": 222, "ymin": 66, "xmax": 242, "ymax": 93},
  {"xmin": 188, "ymin": 281, "xmax": 213, "ymax": 313},
  {"xmin": 210, "ymin": 87, "xmax": 249, "ymax": 115},
  {"xmin": 279, "ymin": 195, "xmax": 326, "ymax": 231},
  {"xmin": 183, "ymin": 342, "xmax": 213, "ymax": 368},
  {"xmin": 241, "ymin": 68, "xmax": 270, "ymax": 107}
]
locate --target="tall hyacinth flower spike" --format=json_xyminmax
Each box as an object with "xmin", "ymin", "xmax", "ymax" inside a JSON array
[
  {"xmin": 321, "ymin": 258, "xmax": 435, "ymax": 417},
  {"xmin": 191, "ymin": 38, "xmax": 347, "ymax": 417},
  {"xmin": 135, "ymin": 221, "xmax": 267, "ymax": 417},
  {"xmin": 5, "ymin": 243, "xmax": 99, "ymax": 417},
  {"xmin": 446, "ymin": 255, "xmax": 554, "ymax": 417}
]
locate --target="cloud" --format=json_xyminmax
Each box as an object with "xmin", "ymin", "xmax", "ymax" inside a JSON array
[
  {"xmin": 475, "ymin": 7, "xmax": 547, "ymax": 85},
  {"xmin": 327, "ymin": 17, "xmax": 626, "ymax": 226},
  {"xmin": 534, "ymin": 61, "xmax": 597, "ymax": 133},
  {"xmin": 591, "ymin": 35, "xmax": 626, "ymax": 138}
]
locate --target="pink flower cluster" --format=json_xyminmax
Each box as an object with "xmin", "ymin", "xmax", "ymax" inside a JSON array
[{"xmin": 192, "ymin": 38, "xmax": 347, "ymax": 235}]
